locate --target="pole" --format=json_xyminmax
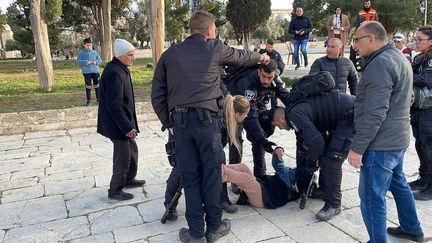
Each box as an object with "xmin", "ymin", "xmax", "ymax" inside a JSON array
[{"xmin": 426, "ymin": 0, "xmax": 428, "ymax": 26}]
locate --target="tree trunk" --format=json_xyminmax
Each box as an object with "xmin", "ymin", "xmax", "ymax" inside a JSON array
[
  {"xmin": 146, "ymin": 0, "xmax": 165, "ymax": 69},
  {"xmin": 243, "ymin": 29, "xmax": 252, "ymax": 50},
  {"xmin": 0, "ymin": 32, "xmax": 5, "ymax": 58},
  {"xmin": 29, "ymin": 0, "xmax": 54, "ymax": 91},
  {"xmin": 100, "ymin": 0, "xmax": 112, "ymax": 63}
]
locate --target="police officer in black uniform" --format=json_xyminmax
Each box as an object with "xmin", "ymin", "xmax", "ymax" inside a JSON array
[
  {"xmin": 258, "ymin": 39, "xmax": 285, "ymax": 75},
  {"xmin": 271, "ymin": 90, "xmax": 355, "ymax": 221},
  {"xmin": 227, "ymin": 60, "xmax": 290, "ymax": 178},
  {"xmin": 151, "ymin": 10, "xmax": 269, "ymax": 243}
]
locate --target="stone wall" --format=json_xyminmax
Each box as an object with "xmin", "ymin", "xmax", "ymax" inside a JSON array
[{"xmin": 0, "ymin": 102, "xmax": 158, "ymax": 135}]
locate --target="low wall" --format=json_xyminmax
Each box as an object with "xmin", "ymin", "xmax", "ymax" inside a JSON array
[{"xmin": 0, "ymin": 102, "xmax": 158, "ymax": 135}]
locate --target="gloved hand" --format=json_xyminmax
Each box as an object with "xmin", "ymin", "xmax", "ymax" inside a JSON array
[
  {"xmin": 305, "ymin": 159, "xmax": 319, "ymax": 173},
  {"xmin": 263, "ymin": 141, "xmax": 276, "ymax": 153}
]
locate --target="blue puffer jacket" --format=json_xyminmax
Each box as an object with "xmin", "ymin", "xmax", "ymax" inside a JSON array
[{"xmin": 76, "ymin": 49, "xmax": 102, "ymax": 74}]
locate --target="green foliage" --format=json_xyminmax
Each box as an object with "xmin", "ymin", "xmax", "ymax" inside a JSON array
[
  {"xmin": 280, "ymin": 76, "xmax": 294, "ymax": 87},
  {"xmin": 253, "ymin": 18, "xmax": 284, "ymax": 41},
  {"xmin": 0, "ymin": 10, "xmax": 7, "ymax": 32},
  {"xmin": 165, "ymin": 0, "xmax": 189, "ymax": 42},
  {"xmin": 6, "ymin": 2, "xmax": 34, "ymax": 55},
  {"xmin": 45, "ymin": 0, "xmax": 62, "ymax": 24},
  {"xmin": 118, "ymin": 0, "xmax": 150, "ymax": 48},
  {"xmin": 226, "ymin": 0, "xmax": 272, "ymax": 47}
]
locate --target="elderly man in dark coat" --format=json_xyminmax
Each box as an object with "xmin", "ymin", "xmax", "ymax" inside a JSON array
[{"xmin": 97, "ymin": 39, "xmax": 145, "ymax": 201}]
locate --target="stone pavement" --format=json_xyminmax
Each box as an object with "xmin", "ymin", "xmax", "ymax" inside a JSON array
[{"xmin": 0, "ymin": 120, "xmax": 431, "ymax": 243}]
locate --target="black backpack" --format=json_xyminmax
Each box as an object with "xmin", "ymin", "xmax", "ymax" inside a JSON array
[{"xmin": 287, "ymin": 71, "xmax": 336, "ymax": 108}]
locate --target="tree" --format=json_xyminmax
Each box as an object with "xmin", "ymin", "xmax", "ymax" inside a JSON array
[
  {"xmin": 165, "ymin": 0, "xmax": 189, "ymax": 43},
  {"xmin": 146, "ymin": 0, "xmax": 165, "ymax": 68},
  {"xmin": 123, "ymin": 0, "xmax": 150, "ymax": 48},
  {"xmin": 0, "ymin": 10, "xmax": 7, "ymax": 58},
  {"xmin": 226, "ymin": 0, "xmax": 272, "ymax": 50},
  {"xmin": 73, "ymin": 0, "xmax": 131, "ymax": 63},
  {"xmin": 29, "ymin": 0, "xmax": 62, "ymax": 91}
]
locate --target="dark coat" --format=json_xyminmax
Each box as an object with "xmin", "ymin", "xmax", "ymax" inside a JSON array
[
  {"xmin": 288, "ymin": 15, "xmax": 313, "ymax": 41},
  {"xmin": 97, "ymin": 57, "xmax": 139, "ymax": 140}
]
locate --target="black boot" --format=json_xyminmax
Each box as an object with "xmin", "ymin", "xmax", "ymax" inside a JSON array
[
  {"xmin": 387, "ymin": 226, "xmax": 425, "ymax": 242},
  {"xmin": 413, "ymin": 184, "xmax": 432, "ymax": 201},
  {"xmin": 409, "ymin": 177, "xmax": 429, "ymax": 191},
  {"xmin": 205, "ymin": 218, "xmax": 231, "ymax": 243}
]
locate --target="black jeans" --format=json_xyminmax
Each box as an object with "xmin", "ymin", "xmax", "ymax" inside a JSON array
[
  {"xmin": 109, "ymin": 138, "xmax": 138, "ymax": 193},
  {"xmin": 83, "ymin": 73, "xmax": 100, "ymax": 101},
  {"xmin": 411, "ymin": 107, "xmax": 432, "ymax": 182}
]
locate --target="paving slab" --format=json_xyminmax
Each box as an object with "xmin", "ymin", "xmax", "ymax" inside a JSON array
[
  {"xmin": 70, "ymin": 232, "xmax": 114, "ymax": 243},
  {"xmin": 0, "ymin": 121, "xmax": 429, "ymax": 243},
  {"xmin": 1, "ymin": 184, "xmax": 45, "ymax": 203},
  {"xmin": 3, "ymin": 216, "xmax": 89, "ymax": 243},
  {"xmin": 0, "ymin": 195, "xmax": 67, "ymax": 229}
]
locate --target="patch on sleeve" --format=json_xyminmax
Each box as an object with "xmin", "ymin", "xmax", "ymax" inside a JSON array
[
  {"xmin": 428, "ymin": 59, "xmax": 432, "ymax": 67},
  {"xmin": 245, "ymin": 90, "xmax": 255, "ymax": 101},
  {"xmin": 290, "ymin": 121, "xmax": 299, "ymax": 132}
]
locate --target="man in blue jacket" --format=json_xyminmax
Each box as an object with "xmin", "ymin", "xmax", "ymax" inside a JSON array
[
  {"xmin": 289, "ymin": 7, "xmax": 313, "ymax": 70},
  {"xmin": 76, "ymin": 38, "xmax": 102, "ymax": 106},
  {"xmin": 97, "ymin": 39, "xmax": 145, "ymax": 201}
]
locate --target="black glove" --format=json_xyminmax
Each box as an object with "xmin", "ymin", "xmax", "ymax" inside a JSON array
[
  {"xmin": 262, "ymin": 141, "xmax": 276, "ymax": 153},
  {"xmin": 305, "ymin": 159, "xmax": 319, "ymax": 173}
]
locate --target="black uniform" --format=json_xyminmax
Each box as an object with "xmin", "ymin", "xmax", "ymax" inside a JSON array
[
  {"xmin": 151, "ymin": 33, "xmax": 261, "ymax": 239},
  {"xmin": 287, "ymin": 91, "xmax": 354, "ymax": 208},
  {"xmin": 229, "ymin": 70, "xmax": 290, "ymax": 177},
  {"xmin": 411, "ymin": 54, "xmax": 432, "ymax": 186}
]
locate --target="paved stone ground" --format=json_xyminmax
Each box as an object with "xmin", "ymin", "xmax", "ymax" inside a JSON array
[{"xmin": 0, "ymin": 120, "xmax": 431, "ymax": 243}]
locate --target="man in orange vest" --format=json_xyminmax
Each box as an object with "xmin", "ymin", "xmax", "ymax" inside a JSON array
[{"xmin": 350, "ymin": 0, "xmax": 379, "ymax": 65}]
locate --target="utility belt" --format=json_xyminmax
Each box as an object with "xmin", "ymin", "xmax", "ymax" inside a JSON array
[
  {"xmin": 413, "ymin": 86, "xmax": 432, "ymax": 109},
  {"xmin": 171, "ymin": 107, "xmax": 221, "ymax": 128}
]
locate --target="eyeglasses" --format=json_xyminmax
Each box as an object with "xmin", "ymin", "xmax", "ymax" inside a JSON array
[
  {"xmin": 353, "ymin": 35, "xmax": 370, "ymax": 42},
  {"xmin": 413, "ymin": 38, "xmax": 430, "ymax": 43},
  {"xmin": 393, "ymin": 40, "xmax": 402, "ymax": 43}
]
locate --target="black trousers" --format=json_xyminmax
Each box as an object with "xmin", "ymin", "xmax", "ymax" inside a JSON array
[
  {"xmin": 296, "ymin": 118, "xmax": 354, "ymax": 208},
  {"xmin": 172, "ymin": 109, "xmax": 224, "ymax": 238},
  {"xmin": 411, "ymin": 107, "xmax": 432, "ymax": 183},
  {"xmin": 109, "ymin": 138, "xmax": 138, "ymax": 193},
  {"xmin": 83, "ymin": 73, "xmax": 100, "ymax": 101}
]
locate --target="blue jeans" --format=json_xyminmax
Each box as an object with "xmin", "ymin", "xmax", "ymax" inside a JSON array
[
  {"xmin": 293, "ymin": 38, "xmax": 308, "ymax": 66},
  {"xmin": 359, "ymin": 149, "xmax": 423, "ymax": 243}
]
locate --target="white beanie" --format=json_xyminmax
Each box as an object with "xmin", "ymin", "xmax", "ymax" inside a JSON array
[{"xmin": 114, "ymin": 39, "xmax": 135, "ymax": 57}]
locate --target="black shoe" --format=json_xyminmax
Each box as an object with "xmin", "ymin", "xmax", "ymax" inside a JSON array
[
  {"xmin": 108, "ymin": 190, "xmax": 134, "ymax": 201},
  {"xmin": 205, "ymin": 218, "xmax": 231, "ymax": 243},
  {"xmin": 221, "ymin": 201, "xmax": 238, "ymax": 214},
  {"xmin": 387, "ymin": 226, "xmax": 425, "ymax": 242},
  {"xmin": 165, "ymin": 207, "xmax": 178, "ymax": 221},
  {"xmin": 413, "ymin": 184, "xmax": 432, "ymax": 201},
  {"xmin": 310, "ymin": 187, "xmax": 324, "ymax": 199},
  {"xmin": 409, "ymin": 177, "xmax": 429, "ymax": 191},
  {"xmin": 295, "ymin": 65, "xmax": 301, "ymax": 70},
  {"xmin": 125, "ymin": 179, "xmax": 146, "ymax": 188},
  {"xmin": 236, "ymin": 191, "xmax": 249, "ymax": 205},
  {"xmin": 316, "ymin": 205, "xmax": 341, "ymax": 221},
  {"xmin": 179, "ymin": 228, "xmax": 207, "ymax": 243},
  {"xmin": 85, "ymin": 100, "xmax": 92, "ymax": 106},
  {"xmin": 231, "ymin": 183, "xmax": 241, "ymax": 195}
]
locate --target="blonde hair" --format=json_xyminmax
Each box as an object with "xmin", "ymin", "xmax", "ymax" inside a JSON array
[{"xmin": 224, "ymin": 95, "xmax": 250, "ymax": 153}]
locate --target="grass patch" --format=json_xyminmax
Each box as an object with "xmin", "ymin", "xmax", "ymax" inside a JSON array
[{"xmin": 0, "ymin": 58, "xmax": 154, "ymax": 113}]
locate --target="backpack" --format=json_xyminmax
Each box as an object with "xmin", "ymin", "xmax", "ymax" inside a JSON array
[
  {"xmin": 222, "ymin": 64, "xmax": 259, "ymax": 91},
  {"xmin": 287, "ymin": 71, "xmax": 336, "ymax": 108}
]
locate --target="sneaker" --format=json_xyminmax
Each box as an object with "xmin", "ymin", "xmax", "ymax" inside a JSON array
[
  {"xmin": 125, "ymin": 179, "xmax": 146, "ymax": 188},
  {"xmin": 231, "ymin": 183, "xmax": 241, "ymax": 195},
  {"xmin": 205, "ymin": 218, "xmax": 231, "ymax": 243},
  {"xmin": 295, "ymin": 65, "xmax": 301, "ymax": 70},
  {"xmin": 316, "ymin": 205, "xmax": 341, "ymax": 221},
  {"xmin": 413, "ymin": 184, "xmax": 432, "ymax": 201},
  {"xmin": 220, "ymin": 201, "xmax": 238, "ymax": 214},
  {"xmin": 85, "ymin": 100, "xmax": 92, "ymax": 106},
  {"xmin": 310, "ymin": 187, "xmax": 324, "ymax": 199},
  {"xmin": 387, "ymin": 226, "xmax": 425, "ymax": 242},
  {"xmin": 108, "ymin": 190, "xmax": 134, "ymax": 201},
  {"xmin": 179, "ymin": 228, "xmax": 207, "ymax": 243},
  {"xmin": 409, "ymin": 177, "xmax": 429, "ymax": 191}
]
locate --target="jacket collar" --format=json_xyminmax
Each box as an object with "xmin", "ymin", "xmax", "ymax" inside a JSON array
[
  {"xmin": 363, "ymin": 44, "xmax": 393, "ymax": 69},
  {"xmin": 188, "ymin": 33, "xmax": 207, "ymax": 41},
  {"xmin": 112, "ymin": 57, "xmax": 130, "ymax": 73}
]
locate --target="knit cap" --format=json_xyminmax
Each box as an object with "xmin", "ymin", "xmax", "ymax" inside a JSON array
[{"xmin": 114, "ymin": 39, "xmax": 135, "ymax": 57}]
